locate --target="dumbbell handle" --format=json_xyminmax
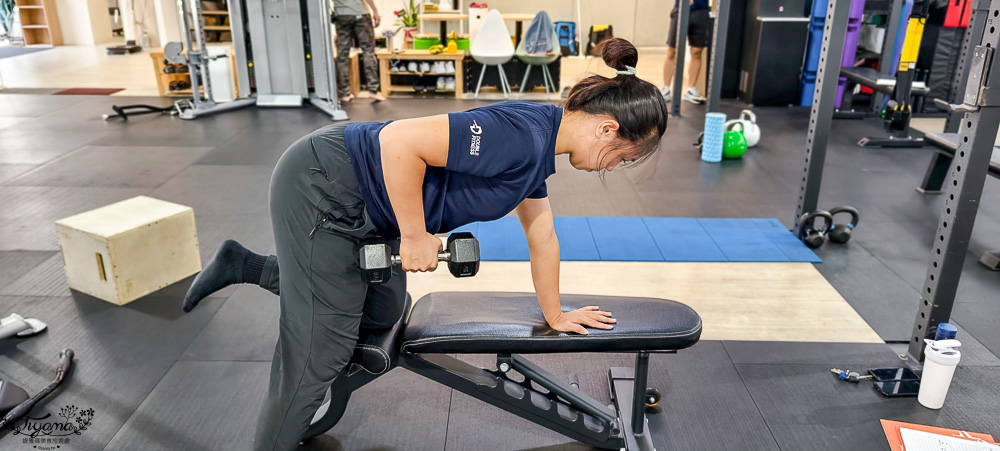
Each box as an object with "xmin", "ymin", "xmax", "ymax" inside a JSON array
[{"xmin": 390, "ymin": 251, "xmax": 452, "ymax": 266}]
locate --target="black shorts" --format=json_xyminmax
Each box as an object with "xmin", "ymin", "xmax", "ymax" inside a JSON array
[{"xmin": 667, "ymin": 8, "xmax": 710, "ymax": 49}]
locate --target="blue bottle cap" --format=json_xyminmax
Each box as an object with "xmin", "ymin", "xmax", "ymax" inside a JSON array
[{"xmin": 935, "ymin": 323, "xmax": 958, "ymax": 340}]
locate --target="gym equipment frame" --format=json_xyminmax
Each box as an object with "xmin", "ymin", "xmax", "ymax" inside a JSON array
[{"xmin": 802, "ymin": 0, "xmax": 1000, "ymax": 361}]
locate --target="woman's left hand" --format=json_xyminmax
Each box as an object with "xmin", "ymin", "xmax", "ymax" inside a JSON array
[{"xmin": 548, "ymin": 306, "xmax": 616, "ymax": 335}]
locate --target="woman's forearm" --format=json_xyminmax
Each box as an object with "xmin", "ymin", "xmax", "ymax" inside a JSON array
[{"xmin": 527, "ymin": 224, "xmax": 562, "ymax": 324}]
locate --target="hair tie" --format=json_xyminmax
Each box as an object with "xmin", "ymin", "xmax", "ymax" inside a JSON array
[{"xmin": 616, "ymin": 65, "xmax": 637, "ymax": 76}]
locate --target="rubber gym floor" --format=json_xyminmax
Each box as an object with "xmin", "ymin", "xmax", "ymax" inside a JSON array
[{"xmin": 1, "ymin": 94, "xmax": 999, "ymax": 450}]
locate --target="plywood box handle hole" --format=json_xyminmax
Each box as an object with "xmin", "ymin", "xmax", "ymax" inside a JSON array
[{"xmin": 96, "ymin": 253, "xmax": 107, "ymax": 282}]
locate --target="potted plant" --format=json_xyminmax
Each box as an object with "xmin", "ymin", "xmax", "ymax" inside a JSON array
[{"xmin": 394, "ymin": 0, "xmax": 419, "ymax": 49}]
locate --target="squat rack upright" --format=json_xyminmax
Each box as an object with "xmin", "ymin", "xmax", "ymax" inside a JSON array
[{"xmin": 798, "ymin": 0, "xmax": 1000, "ymax": 360}]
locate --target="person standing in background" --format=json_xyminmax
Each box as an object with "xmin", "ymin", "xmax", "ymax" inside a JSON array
[
  {"xmin": 662, "ymin": 0, "xmax": 710, "ymax": 104},
  {"xmin": 334, "ymin": 0, "xmax": 386, "ymax": 102}
]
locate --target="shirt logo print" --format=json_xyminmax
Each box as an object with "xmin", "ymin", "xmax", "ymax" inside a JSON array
[{"xmin": 470, "ymin": 120, "xmax": 482, "ymax": 156}]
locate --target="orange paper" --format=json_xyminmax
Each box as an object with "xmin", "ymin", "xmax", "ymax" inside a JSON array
[{"xmin": 881, "ymin": 419, "xmax": 997, "ymax": 450}]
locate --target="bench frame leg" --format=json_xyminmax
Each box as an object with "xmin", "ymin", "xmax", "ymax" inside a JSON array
[
  {"xmin": 306, "ymin": 350, "xmax": 670, "ymax": 449},
  {"xmin": 609, "ymin": 351, "xmax": 657, "ymax": 451},
  {"xmin": 918, "ymin": 151, "xmax": 953, "ymax": 194}
]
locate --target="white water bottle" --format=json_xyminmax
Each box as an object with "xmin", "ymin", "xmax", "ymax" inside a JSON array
[{"xmin": 918, "ymin": 339, "xmax": 962, "ymax": 409}]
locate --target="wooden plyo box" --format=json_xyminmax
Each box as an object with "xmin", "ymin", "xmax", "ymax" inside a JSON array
[{"xmin": 55, "ymin": 196, "xmax": 202, "ymax": 305}]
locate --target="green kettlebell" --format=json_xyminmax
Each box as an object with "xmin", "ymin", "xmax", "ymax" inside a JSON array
[{"xmin": 723, "ymin": 121, "xmax": 748, "ymax": 159}]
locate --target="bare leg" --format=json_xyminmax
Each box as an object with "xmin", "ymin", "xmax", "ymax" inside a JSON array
[
  {"xmin": 662, "ymin": 46, "xmax": 678, "ymax": 90},
  {"xmin": 686, "ymin": 46, "xmax": 704, "ymax": 92}
]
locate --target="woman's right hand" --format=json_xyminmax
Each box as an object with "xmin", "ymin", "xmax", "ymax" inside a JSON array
[{"xmin": 399, "ymin": 233, "xmax": 443, "ymax": 273}]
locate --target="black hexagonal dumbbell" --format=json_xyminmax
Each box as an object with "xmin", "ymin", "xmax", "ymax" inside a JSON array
[{"xmin": 359, "ymin": 232, "xmax": 480, "ymax": 284}]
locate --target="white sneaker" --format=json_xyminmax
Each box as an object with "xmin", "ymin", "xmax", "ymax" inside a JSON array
[
  {"xmin": 445, "ymin": 77, "xmax": 455, "ymax": 90},
  {"xmin": 419, "ymin": 61, "xmax": 431, "ymax": 73},
  {"xmin": 661, "ymin": 86, "xmax": 671, "ymax": 102},
  {"xmin": 683, "ymin": 87, "xmax": 706, "ymax": 104},
  {"xmin": 407, "ymin": 62, "xmax": 418, "ymax": 72},
  {"xmin": 437, "ymin": 76, "xmax": 447, "ymax": 90},
  {"xmin": 435, "ymin": 61, "xmax": 448, "ymax": 74},
  {"xmin": 444, "ymin": 61, "xmax": 455, "ymax": 73}
]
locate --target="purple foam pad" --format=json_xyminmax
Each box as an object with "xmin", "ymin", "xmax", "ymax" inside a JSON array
[{"xmin": 836, "ymin": 0, "xmax": 867, "ymax": 108}]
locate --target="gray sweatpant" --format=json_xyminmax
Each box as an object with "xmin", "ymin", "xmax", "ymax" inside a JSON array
[{"xmin": 253, "ymin": 124, "xmax": 406, "ymax": 451}]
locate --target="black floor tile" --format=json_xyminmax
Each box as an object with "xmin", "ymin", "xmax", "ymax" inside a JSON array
[
  {"xmin": 953, "ymin": 300, "xmax": 1000, "ymax": 362},
  {"xmin": 812, "ymin": 240, "xmax": 921, "ymax": 342},
  {"xmin": 0, "ymin": 186, "xmax": 150, "ymax": 251},
  {"xmin": 306, "ymin": 367, "xmax": 452, "ymax": 451},
  {"xmin": 737, "ymin": 363, "xmax": 1000, "ymax": 451},
  {"xmin": 0, "ymin": 292, "xmax": 226, "ymax": 450},
  {"xmin": 0, "ymin": 116, "xmax": 29, "ymax": 130},
  {"xmin": 0, "ymin": 250, "xmax": 55, "ymax": 289},
  {"xmin": 192, "ymin": 214, "xmax": 276, "ymax": 263},
  {"xmin": 148, "ymin": 165, "xmax": 273, "ymax": 217},
  {"xmin": 181, "ymin": 286, "xmax": 277, "ymax": 362},
  {"xmin": 0, "ymin": 163, "xmax": 34, "ymax": 184},
  {"xmin": 723, "ymin": 341, "xmax": 904, "ymax": 366},
  {"xmin": 6, "ymin": 145, "xmax": 212, "ymax": 188},
  {"xmin": 0, "ymin": 254, "xmax": 69, "ymax": 297},
  {"xmin": 0, "ymin": 93, "xmax": 91, "ymax": 117},
  {"xmin": 0, "ymin": 127, "xmax": 112, "ymax": 165},
  {"xmin": 646, "ymin": 342, "xmax": 780, "ymax": 451},
  {"xmin": 103, "ymin": 361, "xmax": 269, "ymax": 451},
  {"xmin": 945, "ymin": 322, "xmax": 1000, "ymax": 367}
]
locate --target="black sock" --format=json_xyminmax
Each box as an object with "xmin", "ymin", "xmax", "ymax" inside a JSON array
[
  {"xmin": 242, "ymin": 251, "xmax": 267, "ymax": 286},
  {"xmin": 182, "ymin": 240, "xmax": 263, "ymax": 312}
]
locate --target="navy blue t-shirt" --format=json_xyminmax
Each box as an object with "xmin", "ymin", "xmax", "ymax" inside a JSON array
[
  {"xmin": 344, "ymin": 101, "xmax": 561, "ymax": 238},
  {"xmin": 674, "ymin": 0, "xmax": 709, "ymax": 11}
]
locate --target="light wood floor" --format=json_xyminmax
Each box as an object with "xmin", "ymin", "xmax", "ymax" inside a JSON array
[{"xmin": 406, "ymin": 261, "xmax": 884, "ymax": 344}]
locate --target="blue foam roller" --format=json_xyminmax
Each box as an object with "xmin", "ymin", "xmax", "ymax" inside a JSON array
[
  {"xmin": 643, "ymin": 218, "xmax": 727, "ymax": 262},
  {"xmin": 588, "ymin": 217, "xmax": 663, "ymax": 261},
  {"xmin": 702, "ymin": 112, "xmax": 726, "ymax": 163}
]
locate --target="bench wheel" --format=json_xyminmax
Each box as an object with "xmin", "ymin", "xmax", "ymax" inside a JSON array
[{"xmin": 644, "ymin": 388, "xmax": 661, "ymax": 411}]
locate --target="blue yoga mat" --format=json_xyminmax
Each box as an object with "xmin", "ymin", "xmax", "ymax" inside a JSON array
[{"xmin": 452, "ymin": 217, "xmax": 821, "ymax": 263}]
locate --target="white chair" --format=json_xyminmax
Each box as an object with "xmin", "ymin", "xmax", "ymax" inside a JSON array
[
  {"xmin": 516, "ymin": 27, "xmax": 560, "ymax": 99},
  {"xmin": 471, "ymin": 10, "xmax": 515, "ymax": 98}
]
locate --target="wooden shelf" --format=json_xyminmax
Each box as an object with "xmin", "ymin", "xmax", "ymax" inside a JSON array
[
  {"xmin": 376, "ymin": 50, "xmax": 465, "ymax": 98},
  {"xmin": 201, "ymin": 11, "xmax": 228, "ymax": 15},
  {"xmin": 389, "ymin": 71, "xmax": 456, "ymax": 76},
  {"xmin": 389, "ymin": 86, "xmax": 455, "ymax": 93},
  {"xmin": 15, "ymin": 0, "xmax": 61, "ymax": 45},
  {"xmin": 150, "ymin": 49, "xmax": 238, "ymax": 98}
]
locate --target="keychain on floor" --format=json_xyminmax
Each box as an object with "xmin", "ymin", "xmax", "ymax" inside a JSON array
[{"xmin": 831, "ymin": 368, "xmax": 873, "ymax": 383}]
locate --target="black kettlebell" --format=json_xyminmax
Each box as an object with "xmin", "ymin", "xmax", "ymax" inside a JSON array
[
  {"xmin": 827, "ymin": 206, "xmax": 860, "ymax": 244},
  {"xmin": 798, "ymin": 211, "xmax": 834, "ymax": 249}
]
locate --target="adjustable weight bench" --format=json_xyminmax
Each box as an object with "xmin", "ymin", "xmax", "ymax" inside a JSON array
[
  {"xmin": 918, "ymin": 131, "xmax": 1000, "ymax": 270},
  {"xmin": 304, "ymin": 292, "xmax": 702, "ymax": 450}
]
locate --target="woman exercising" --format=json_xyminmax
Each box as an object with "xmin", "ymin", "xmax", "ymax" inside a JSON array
[{"xmin": 181, "ymin": 38, "xmax": 667, "ymax": 451}]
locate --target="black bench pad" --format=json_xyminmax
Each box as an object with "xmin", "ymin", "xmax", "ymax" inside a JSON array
[
  {"xmin": 841, "ymin": 67, "xmax": 929, "ymax": 96},
  {"xmin": 925, "ymin": 132, "xmax": 1000, "ymax": 177},
  {"xmin": 401, "ymin": 292, "xmax": 702, "ymax": 354}
]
